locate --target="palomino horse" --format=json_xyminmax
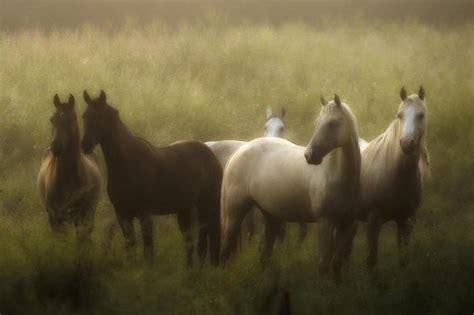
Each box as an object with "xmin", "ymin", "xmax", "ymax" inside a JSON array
[
  {"xmin": 37, "ymin": 94, "xmax": 101, "ymax": 245},
  {"xmin": 220, "ymin": 95, "xmax": 361, "ymax": 277},
  {"xmin": 357, "ymin": 86, "xmax": 430, "ymax": 268},
  {"xmin": 206, "ymin": 107, "xmax": 308, "ymax": 243},
  {"xmin": 81, "ymin": 90, "xmax": 222, "ymax": 266}
]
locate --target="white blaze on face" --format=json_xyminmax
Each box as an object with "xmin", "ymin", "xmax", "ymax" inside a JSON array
[{"xmin": 264, "ymin": 117, "xmax": 285, "ymax": 138}]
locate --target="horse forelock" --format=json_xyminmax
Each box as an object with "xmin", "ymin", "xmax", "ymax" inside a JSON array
[{"xmin": 398, "ymin": 94, "xmax": 426, "ymax": 112}]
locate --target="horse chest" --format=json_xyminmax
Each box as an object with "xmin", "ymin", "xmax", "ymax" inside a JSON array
[
  {"xmin": 311, "ymin": 180, "xmax": 355, "ymax": 221},
  {"xmin": 367, "ymin": 174, "xmax": 421, "ymax": 220}
]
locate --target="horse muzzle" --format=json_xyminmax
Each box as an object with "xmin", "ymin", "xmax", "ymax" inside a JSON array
[
  {"xmin": 400, "ymin": 137, "xmax": 416, "ymax": 155},
  {"xmin": 304, "ymin": 149, "xmax": 324, "ymax": 165}
]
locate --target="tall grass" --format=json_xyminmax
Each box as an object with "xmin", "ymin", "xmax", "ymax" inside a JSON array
[{"xmin": 0, "ymin": 19, "xmax": 473, "ymax": 314}]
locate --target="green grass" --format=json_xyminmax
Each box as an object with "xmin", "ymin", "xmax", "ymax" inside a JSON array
[{"xmin": 0, "ymin": 19, "xmax": 473, "ymax": 314}]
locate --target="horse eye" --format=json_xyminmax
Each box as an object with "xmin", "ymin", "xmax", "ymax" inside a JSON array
[
  {"xmin": 417, "ymin": 113, "xmax": 425, "ymax": 120},
  {"xmin": 397, "ymin": 112, "xmax": 403, "ymax": 119}
]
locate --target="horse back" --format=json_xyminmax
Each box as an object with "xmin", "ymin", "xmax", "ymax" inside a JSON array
[{"xmin": 206, "ymin": 140, "xmax": 247, "ymax": 169}]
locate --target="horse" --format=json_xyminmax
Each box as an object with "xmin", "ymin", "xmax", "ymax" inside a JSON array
[
  {"xmin": 37, "ymin": 94, "xmax": 101, "ymax": 247},
  {"xmin": 81, "ymin": 90, "xmax": 222, "ymax": 266},
  {"xmin": 220, "ymin": 95, "xmax": 361, "ymax": 277},
  {"xmin": 356, "ymin": 86, "xmax": 430, "ymax": 268},
  {"xmin": 206, "ymin": 107, "xmax": 308, "ymax": 244}
]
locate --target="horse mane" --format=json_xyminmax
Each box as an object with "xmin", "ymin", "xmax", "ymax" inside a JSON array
[
  {"xmin": 321, "ymin": 101, "xmax": 361, "ymax": 192},
  {"xmin": 418, "ymin": 130, "xmax": 431, "ymax": 182}
]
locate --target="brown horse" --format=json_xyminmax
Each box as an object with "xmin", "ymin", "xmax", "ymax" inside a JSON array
[
  {"xmin": 81, "ymin": 90, "xmax": 222, "ymax": 266},
  {"xmin": 37, "ymin": 94, "xmax": 101, "ymax": 245}
]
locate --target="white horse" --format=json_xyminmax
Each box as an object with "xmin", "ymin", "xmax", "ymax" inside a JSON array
[
  {"xmin": 356, "ymin": 86, "xmax": 430, "ymax": 268},
  {"xmin": 220, "ymin": 95, "xmax": 361, "ymax": 277}
]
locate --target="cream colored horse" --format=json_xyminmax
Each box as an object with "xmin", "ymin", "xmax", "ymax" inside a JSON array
[
  {"xmin": 220, "ymin": 95, "xmax": 361, "ymax": 277},
  {"xmin": 207, "ymin": 107, "xmax": 309, "ymax": 243},
  {"xmin": 357, "ymin": 87, "xmax": 430, "ymax": 268},
  {"xmin": 38, "ymin": 94, "xmax": 101, "ymax": 245}
]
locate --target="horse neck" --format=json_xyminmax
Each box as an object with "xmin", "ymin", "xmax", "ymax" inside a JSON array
[
  {"xmin": 99, "ymin": 116, "xmax": 136, "ymax": 173},
  {"xmin": 54, "ymin": 128, "xmax": 82, "ymax": 184},
  {"xmin": 325, "ymin": 133, "xmax": 361, "ymax": 191}
]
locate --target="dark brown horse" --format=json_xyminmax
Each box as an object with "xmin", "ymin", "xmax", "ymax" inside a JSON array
[
  {"xmin": 37, "ymin": 94, "xmax": 101, "ymax": 245},
  {"xmin": 81, "ymin": 90, "xmax": 222, "ymax": 266}
]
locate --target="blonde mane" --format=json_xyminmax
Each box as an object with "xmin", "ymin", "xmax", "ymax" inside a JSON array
[{"xmin": 321, "ymin": 100, "xmax": 361, "ymax": 191}]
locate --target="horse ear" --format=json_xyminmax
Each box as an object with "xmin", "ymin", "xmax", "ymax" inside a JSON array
[
  {"xmin": 334, "ymin": 94, "xmax": 341, "ymax": 106},
  {"xmin": 53, "ymin": 94, "xmax": 60, "ymax": 107},
  {"xmin": 400, "ymin": 87, "xmax": 407, "ymax": 101},
  {"xmin": 418, "ymin": 86, "xmax": 425, "ymax": 100},
  {"xmin": 68, "ymin": 94, "xmax": 75, "ymax": 108},
  {"xmin": 281, "ymin": 107, "xmax": 287, "ymax": 118},
  {"xmin": 83, "ymin": 90, "xmax": 92, "ymax": 105},
  {"xmin": 320, "ymin": 95, "xmax": 327, "ymax": 106},
  {"xmin": 266, "ymin": 106, "xmax": 272, "ymax": 119},
  {"xmin": 99, "ymin": 90, "xmax": 107, "ymax": 103}
]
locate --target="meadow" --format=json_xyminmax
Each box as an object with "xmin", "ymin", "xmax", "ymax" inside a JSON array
[{"xmin": 0, "ymin": 16, "xmax": 473, "ymax": 314}]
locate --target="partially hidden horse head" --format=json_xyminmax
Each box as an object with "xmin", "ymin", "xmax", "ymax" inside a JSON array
[
  {"xmin": 81, "ymin": 89, "xmax": 118, "ymax": 154},
  {"xmin": 265, "ymin": 106, "xmax": 287, "ymax": 138}
]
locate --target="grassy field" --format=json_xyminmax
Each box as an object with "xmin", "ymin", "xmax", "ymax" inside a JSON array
[{"xmin": 0, "ymin": 17, "xmax": 473, "ymax": 314}]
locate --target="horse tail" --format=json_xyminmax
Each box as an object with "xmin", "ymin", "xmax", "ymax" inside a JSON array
[{"xmin": 201, "ymin": 151, "xmax": 223, "ymax": 267}]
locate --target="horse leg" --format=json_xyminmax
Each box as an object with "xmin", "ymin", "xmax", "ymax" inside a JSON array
[
  {"xmin": 242, "ymin": 210, "xmax": 256, "ymax": 242},
  {"xmin": 318, "ymin": 217, "xmax": 334, "ymax": 274},
  {"xmin": 259, "ymin": 213, "xmax": 281, "ymax": 266},
  {"xmin": 75, "ymin": 209, "xmax": 94, "ymax": 253},
  {"xmin": 196, "ymin": 207, "xmax": 208, "ymax": 266},
  {"xmin": 342, "ymin": 221, "xmax": 359, "ymax": 260},
  {"xmin": 397, "ymin": 218, "xmax": 413, "ymax": 267},
  {"xmin": 298, "ymin": 223, "xmax": 308, "ymax": 245},
  {"xmin": 139, "ymin": 215, "xmax": 154, "ymax": 264},
  {"xmin": 367, "ymin": 213, "xmax": 381, "ymax": 269},
  {"xmin": 198, "ymin": 191, "xmax": 221, "ymax": 267},
  {"xmin": 116, "ymin": 213, "xmax": 136, "ymax": 260},
  {"xmin": 220, "ymin": 197, "xmax": 252, "ymax": 264},
  {"xmin": 103, "ymin": 219, "xmax": 118, "ymax": 254},
  {"xmin": 177, "ymin": 210, "xmax": 194, "ymax": 267},
  {"xmin": 276, "ymin": 223, "xmax": 287, "ymax": 243},
  {"xmin": 48, "ymin": 211, "xmax": 66, "ymax": 235},
  {"xmin": 332, "ymin": 220, "xmax": 357, "ymax": 281}
]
